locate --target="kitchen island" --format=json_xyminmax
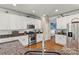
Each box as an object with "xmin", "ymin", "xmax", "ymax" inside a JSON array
[{"xmin": 0, "ymin": 40, "xmax": 78, "ymax": 55}]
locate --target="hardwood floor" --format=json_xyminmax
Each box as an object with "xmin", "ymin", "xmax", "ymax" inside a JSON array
[{"xmin": 26, "ymin": 39, "xmax": 63, "ymax": 50}]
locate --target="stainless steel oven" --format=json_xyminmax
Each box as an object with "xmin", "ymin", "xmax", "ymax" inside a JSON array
[{"xmin": 28, "ymin": 32, "xmax": 36, "ymax": 45}]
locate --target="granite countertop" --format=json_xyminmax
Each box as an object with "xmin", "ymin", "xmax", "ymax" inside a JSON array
[
  {"xmin": 0, "ymin": 40, "xmax": 79, "ymax": 55},
  {"xmin": 0, "ymin": 33, "xmax": 25, "ymax": 38},
  {"xmin": 0, "ymin": 41, "xmax": 27, "ymax": 55},
  {"xmin": 48, "ymin": 47, "xmax": 79, "ymax": 55},
  {"xmin": 0, "ymin": 32, "xmax": 43, "ymax": 38}
]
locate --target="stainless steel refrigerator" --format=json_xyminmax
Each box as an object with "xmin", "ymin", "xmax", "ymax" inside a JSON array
[{"xmin": 67, "ymin": 18, "xmax": 79, "ymax": 50}]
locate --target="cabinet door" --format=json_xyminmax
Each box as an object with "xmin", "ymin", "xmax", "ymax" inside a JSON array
[
  {"xmin": 57, "ymin": 18, "xmax": 62, "ymax": 29},
  {"xmin": 9, "ymin": 14, "xmax": 27, "ymax": 30},
  {"xmin": 37, "ymin": 34, "xmax": 43, "ymax": 42},
  {"xmin": 55, "ymin": 35, "xmax": 66, "ymax": 46},
  {"xmin": 18, "ymin": 36, "xmax": 28, "ymax": 46},
  {"xmin": 57, "ymin": 17, "xmax": 67, "ymax": 29},
  {"xmin": 34, "ymin": 20, "xmax": 41, "ymax": 29},
  {"xmin": 0, "ymin": 13, "xmax": 10, "ymax": 30},
  {"xmin": 19, "ymin": 16, "xmax": 27, "ymax": 29},
  {"xmin": 9, "ymin": 14, "xmax": 18, "ymax": 30},
  {"xmin": 16, "ymin": 16, "xmax": 24, "ymax": 29}
]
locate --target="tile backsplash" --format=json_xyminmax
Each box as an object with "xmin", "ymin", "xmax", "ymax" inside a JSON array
[
  {"xmin": 0, "ymin": 31, "xmax": 12, "ymax": 35},
  {"xmin": 0, "ymin": 30, "xmax": 25, "ymax": 38}
]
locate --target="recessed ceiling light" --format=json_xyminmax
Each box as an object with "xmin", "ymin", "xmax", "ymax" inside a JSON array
[
  {"xmin": 44, "ymin": 49, "xmax": 46, "ymax": 51},
  {"xmin": 43, "ymin": 14, "xmax": 46, "ymax": 16},
  {"xmin": 55, "ymin": 9, "xmax": 58, "ymax": 12},
  {"xmin": 32, "ymin": 10, "xmax": 35, "ymax": 13},
  {"xmin": 13, "ymin": 3, "xmax": 16, "ymax": 6}
]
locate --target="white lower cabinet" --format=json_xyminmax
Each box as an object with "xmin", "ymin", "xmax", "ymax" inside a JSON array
[
  {"xmin": 0, "ymin": 34, "xmax": 44, "ymax": 46},
  {"xmin": 55, "ymin": 35, "xmax": 67, "ymax": 46},
  {"xmin": 17, "ymin": 36, "xmax": 28, "ymax": 46},
  {"xmin": 0, "ymin": 36, "xmax": 28, "ymax": 46},
  {"xmin": 0, "ymin": 37, "xmax": 17, "ymax": 43},
  {"xmin": 36, "ymin": 34, "xmax": 43, "ymax": 43}
]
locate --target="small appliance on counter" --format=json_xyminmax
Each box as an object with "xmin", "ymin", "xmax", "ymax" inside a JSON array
[{"xmin": 27, "ymin": 24, "xmax": 35, "ymax": 29}]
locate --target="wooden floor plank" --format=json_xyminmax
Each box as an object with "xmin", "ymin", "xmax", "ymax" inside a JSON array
[{"xmin": 26, "ymin": 39, "xmax": 63, "ymax": 50}]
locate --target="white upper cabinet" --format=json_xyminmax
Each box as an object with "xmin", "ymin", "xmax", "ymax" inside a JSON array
[
  {"xmin": 9, "ymin": 14, "xmax": 18, "ymax": 30},
  {"xmin": 57, "ymin": 17, "xmax": 67, "ymax": 29},
  {"xmin": 9, "ymin": 13, "xmax": 27, "ymax": 30},
  {"xmin": 0, "ymin": 11, "xmax": 41, "ymax": 30},
  {"xmin": 0, "ymin": 13, "xmax": 10, "ymax": 30},
  {"xmin": 21, "ymin": 16, "xmax": 28, "ymax": 29},
  {"xmin": 27, "ymin": 19, "xmax": 42, "ymax": 29},
  {"xmin": 35, "ymin": 20, "xmax": 41, "ymax": 29}
]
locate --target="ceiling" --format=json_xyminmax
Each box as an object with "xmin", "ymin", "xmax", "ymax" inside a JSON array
[{"xmin": 0, "ymin": 4, "xmax": 79, "ymax": 17}]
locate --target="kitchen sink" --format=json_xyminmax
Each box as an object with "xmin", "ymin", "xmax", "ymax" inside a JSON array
[{"xmin": 24, "ymin": 51, "xmax": 61, "ymax": 55}]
